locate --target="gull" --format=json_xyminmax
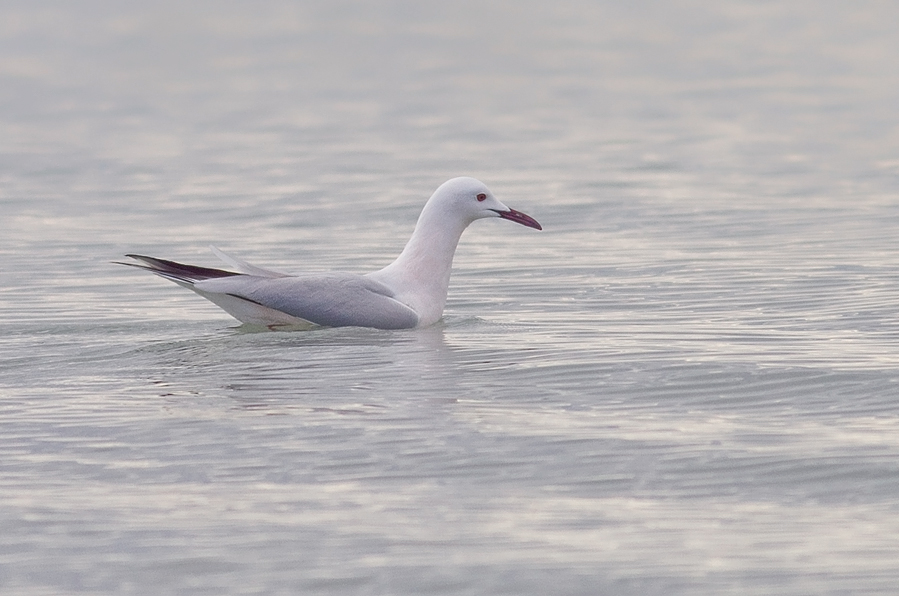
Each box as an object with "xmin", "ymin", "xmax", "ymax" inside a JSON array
[{"xmin": 120, "ymin": 177, "xmax": 542, "ymax": 329}]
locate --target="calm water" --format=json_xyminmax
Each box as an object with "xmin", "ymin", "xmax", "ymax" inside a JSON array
[{"xmin": 2, "ymin": 1, "xmax": 899, "ymax": 594}]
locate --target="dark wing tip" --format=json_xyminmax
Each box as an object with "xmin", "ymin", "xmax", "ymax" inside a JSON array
[{"xmin": 119, "ymin": 254, "xmax": 242, "ymax": 281}]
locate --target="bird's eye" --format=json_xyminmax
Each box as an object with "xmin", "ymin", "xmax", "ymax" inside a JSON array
[{"xmin": 476, "ymin": 193, "xmax": 487, "ymax": 202}]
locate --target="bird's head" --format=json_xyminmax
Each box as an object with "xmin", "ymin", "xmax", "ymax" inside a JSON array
[{"xmin": 428, "ymin": 177, "xmax": 542, "ymax": 230}]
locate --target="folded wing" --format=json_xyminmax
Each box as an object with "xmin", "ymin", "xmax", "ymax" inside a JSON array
[
  {"xmin": 195, "ymin": 273, "xmax": 419, "ymax": 329},
  {"xmin": 120, "ymin": 253, "xmax": 419, "ymax": 329}
]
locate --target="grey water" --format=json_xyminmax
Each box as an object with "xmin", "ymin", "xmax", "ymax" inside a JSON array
[{"xmin": 2, "ymin": 1, "xmax": 899, "ymax": 594}]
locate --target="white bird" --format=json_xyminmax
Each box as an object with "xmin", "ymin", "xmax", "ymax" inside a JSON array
[{"xmin": 120, "ymin": 177, "xmax": 542, "ymax": 329}]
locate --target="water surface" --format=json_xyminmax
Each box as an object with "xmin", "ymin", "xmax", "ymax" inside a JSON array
[{"xmin": 2, "ymin": 1, "xmax": 899, "ymax": 594}]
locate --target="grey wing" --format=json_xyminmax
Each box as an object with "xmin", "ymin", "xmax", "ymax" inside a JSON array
[{"xmin": 194, "ymin": 273, "xmax": 420, "ymax": 329}]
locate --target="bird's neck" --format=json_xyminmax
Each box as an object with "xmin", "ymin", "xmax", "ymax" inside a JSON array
[{"xmin": 369, "ymin": 205, "xmax": 469, "ymax": 325}]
